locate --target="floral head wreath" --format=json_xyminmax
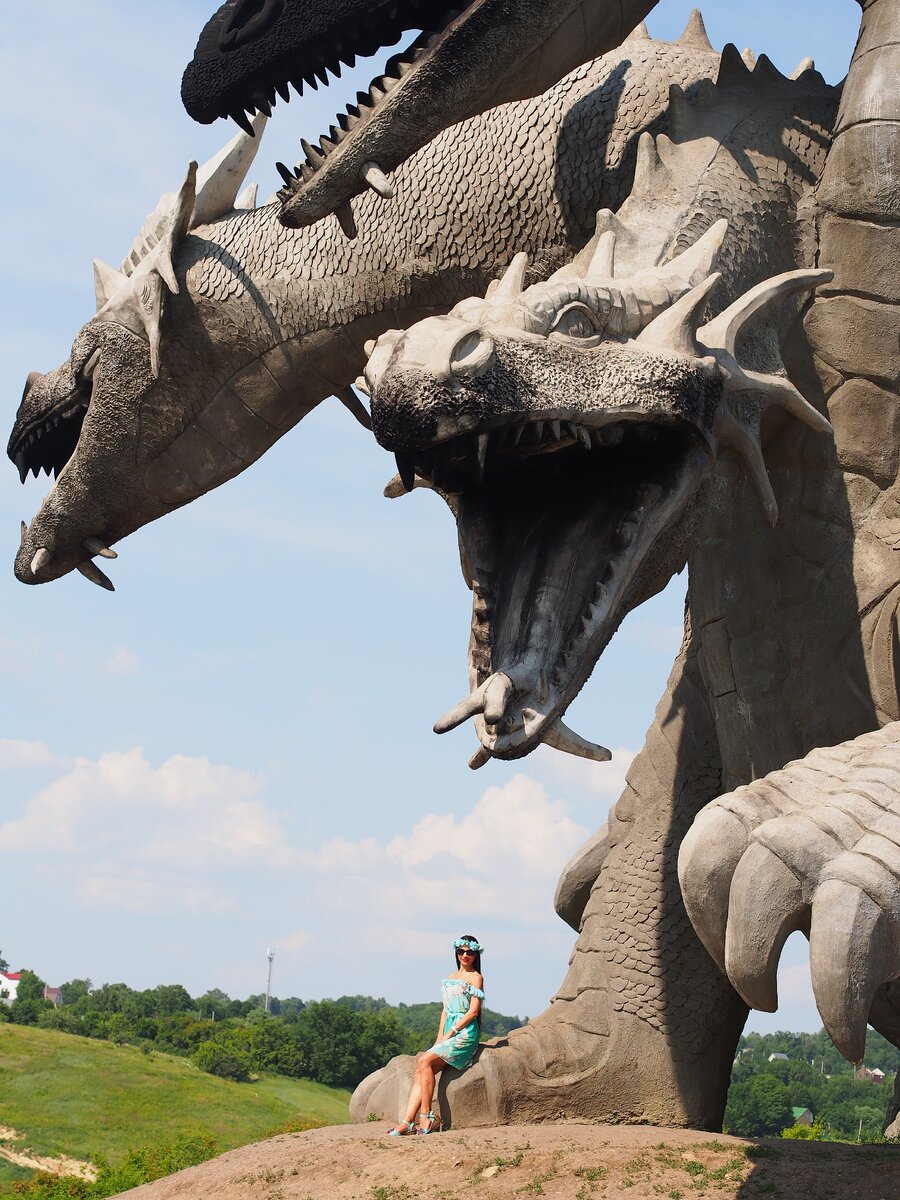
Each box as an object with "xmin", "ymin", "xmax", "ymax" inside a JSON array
[{"xmin": 454, "ymin": 938, "xmax": 484, "ymax": 952}]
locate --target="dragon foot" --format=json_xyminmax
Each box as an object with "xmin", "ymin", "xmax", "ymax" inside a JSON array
[{"xmin": 678, "ymin": 722, "xmax": 900, "ymax": 1062}]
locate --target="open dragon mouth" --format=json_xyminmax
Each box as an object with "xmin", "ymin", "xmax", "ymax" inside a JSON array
[
  {"xmin": 398, "ymin": 411, "xmax": 710, "ymax": 765},
  {"xmin": 8, "ymin": 367, "xmax": 93, "ymax": 484}
]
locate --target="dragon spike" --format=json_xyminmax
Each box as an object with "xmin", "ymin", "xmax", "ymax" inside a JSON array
[
  {"xmin": 752, "ymin": 54, "xmax": 788, "ymax": 84},
  {"xmin": 726, "ymin": 364, "xmax": 833, "ymax": 433},
  {"xmin": 636, "ymin": 271, "xmax": 721, "ymax": 355},
  {"xmin": 699, "ymin": 268, "xmax": 834, "ymax": 358},
  {"xmin": 632, "ymin": 131, "xmax": 668, "ymax": 195},
  {"xmin": 790, "ymin": 56, "xmax": 815, "ymax": 79},
  {"xmin": 717, "ymin": 409, "xmax": 778, "ymax": 525},
  {"xmin": 491, "ymin": 253, "xmax": 529, "ymax": 303},
  {"xmin": 716, "ymin": 42, "xmax": 753, "ymax": 87},
  {"xmin": 625, "ymin": 20, "xmax": 650, "ymax": 41},
  {"xmin": 235, "ymin": 182, "xmax": 258, "ymax": 210},
  {"xmin": 584, "ymin": 230, "xmax": 617, "ymax": 280},
  {"xmin": 677, "ymin": 9, "xmax": 714, "ymax": 51},
  {"xmin": 192, "ymin": 112, "xmax": 267, "ymax": 227},
  {"xmin": 93, "ymin": 259, "xmax": 126, "ymax": 311},
  {"xmin": 668, "ymin": 84, "xmax": 698, "ymax": 140},
  {"xmin": 741, "ymin": 47, "xmax": 757, "ymax": 69}
]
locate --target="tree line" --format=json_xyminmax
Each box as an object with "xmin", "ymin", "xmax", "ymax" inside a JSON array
[
  {"xmin": 0, "ymin": 967, "xmax": 525, "ymax": 1091},
  {"xmin": 724, "ymin": 1029, "xmax": 899, "ymax": 1142}
]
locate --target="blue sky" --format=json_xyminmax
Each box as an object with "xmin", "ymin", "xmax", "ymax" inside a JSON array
[{"xmin": 0, "ymin": 1, "xmax": 860, "ymax": 1036}]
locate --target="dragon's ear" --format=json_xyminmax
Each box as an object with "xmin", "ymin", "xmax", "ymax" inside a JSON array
[
  {"xmin": 94, "ymin": 163, "xmax": 197, "ymax": 377},
  {"xmin": 91, "ymin": 113, "xmax": 267, "ymax": 377}
]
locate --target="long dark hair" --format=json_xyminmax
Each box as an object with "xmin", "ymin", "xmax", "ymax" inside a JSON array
[{"xmin": 454, "ymin": 933, "xmax": 482, "ymax": 975}]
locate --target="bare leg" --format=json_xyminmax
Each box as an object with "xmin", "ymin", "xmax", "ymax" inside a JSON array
[{"xmin": 415, "ymin": 1052, "xmax": 446, "ymax": 1130}]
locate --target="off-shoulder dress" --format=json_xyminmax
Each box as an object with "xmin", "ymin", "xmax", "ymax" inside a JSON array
[{"xmin": 427, "ymin": 978, "xmax": 485, "ymax": 1070}]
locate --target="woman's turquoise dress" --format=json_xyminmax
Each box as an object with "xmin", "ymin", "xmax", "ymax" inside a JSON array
[{"xmin": 428, "ymin": 978, "xmax": 485, "ymax": 1069}]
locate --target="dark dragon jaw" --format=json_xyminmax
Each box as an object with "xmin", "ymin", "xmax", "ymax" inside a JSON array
[
  {"xmin": 418, "ymin": 415, "xmax": 712, "ymax": 766},
  {"xmin": 182, "ymin": 0, "xmax": 651, "ymax": 230},
  {"xmin": 8, "ymin": 368, "xmax": 91, "ymax": 485}
]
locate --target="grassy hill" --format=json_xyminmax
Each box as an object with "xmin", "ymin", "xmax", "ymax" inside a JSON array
[{"xmin": 0, "ymin": 1025, "xmax": 350, "ymax": 1193}]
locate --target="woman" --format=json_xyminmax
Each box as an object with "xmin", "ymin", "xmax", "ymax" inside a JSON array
[{"xmin": 388, "ymin": 934, "xmax": 485, "ymax": 1135}]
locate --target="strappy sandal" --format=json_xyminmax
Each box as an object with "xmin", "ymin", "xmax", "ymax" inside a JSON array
[
  {"xmin": 386, "ymin": 1120, "xmax": 415, "ymax": 1136},
  {"xmin": 416, "ymin": 1110, "xmax": 440, "ymax": 1134}
]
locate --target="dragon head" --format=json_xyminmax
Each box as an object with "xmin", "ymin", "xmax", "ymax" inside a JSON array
[
  {"xmin": 182, "ymin": 0, "xmax": 657, "ymax": 229},
  {"xmin": 363, "ymin": 214, "xmax": 833, "ymax": 766},
  {"xmin": 9, "ymin": 120, "xmax": 269, "ymax": 591}
]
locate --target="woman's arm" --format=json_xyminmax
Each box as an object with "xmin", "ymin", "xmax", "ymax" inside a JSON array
[
  {"xmin": 437, "ymin": 1007, "xmax": 447, "ymax": 1042},
  {"xmin": 447, "ymin": 994, "xmax": 482, "ymax": 1036}
]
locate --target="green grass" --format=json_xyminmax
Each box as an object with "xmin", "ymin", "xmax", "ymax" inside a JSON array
[{"xmin": 0, "ymin": 1024, "xmax": 350, "ymax": 1188}]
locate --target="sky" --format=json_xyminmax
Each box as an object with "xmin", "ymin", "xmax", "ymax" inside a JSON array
[{"xmin": 0, "ymin": 1, "xmax": 861, "ymax": 1039}]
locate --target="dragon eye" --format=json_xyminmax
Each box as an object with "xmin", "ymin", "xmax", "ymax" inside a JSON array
[{"xmin": 549, "ymin": 304, "xmax": 603, "ymax": 341}]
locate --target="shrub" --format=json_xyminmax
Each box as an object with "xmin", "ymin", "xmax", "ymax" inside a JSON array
[
  {"xmin": 192, "ymin": 1037, "xmax": 251, "ymax": 1081},
  {"xmin": 781, "ymin": 1120, "xmax": 825, "ymax": 1140}
]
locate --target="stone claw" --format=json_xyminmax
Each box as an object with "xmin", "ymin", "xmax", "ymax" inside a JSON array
[
  {"xmin": 678, "ymin": 805, "xmax": 753, "ymax": 974},
  {"xmin": 678, "ymin": 724, "xmax": 900, "ymax": 1063},
  {"xmin": 724, "ymin": 842, "xmax": 807, "ymax": 1012},
  {"xmin": 809, "ymin": 878, "xmax": 894, "ymax": 1063}
]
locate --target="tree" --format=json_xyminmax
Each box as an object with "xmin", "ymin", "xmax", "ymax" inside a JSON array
[
  {"xmin": 143, "ymin": 983, "xmax": 193, "ymax": 1016},
  {"xmin": 725, "ymin": 1074, "xmax": 793, "ymax": 1137},
  {"xmin": 15, "ymin": 969, "xmax": 48, "ymax": 1002},
  {"xmin": 294, "ymin": 1002, "xmax": 364, "ymax": 1088},
  {"xmin": 59, "ymin": 978, "xmax": 92, "ymax": 1005},
  {"xmin": 0, "ymin": 950, "xmax": 9, "ymax": 972}
]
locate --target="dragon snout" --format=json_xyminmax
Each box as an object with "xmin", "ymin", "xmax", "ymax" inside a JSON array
[
  {"xmin": 22, "ymin": 371, "xmax": 43, "ymax": 402},
  {"xmin": 218, "ymin": 0, "xmax": 285, "ymax": 51}
]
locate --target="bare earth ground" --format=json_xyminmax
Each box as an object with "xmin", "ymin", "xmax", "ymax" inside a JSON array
[
  {"xmin": 117, "ymin": 1122, "xmax": 898, "ymax": 1200},
  {"xmin": 0, "ymin": 1126, "xmax": 96, "ymax": 1180}
]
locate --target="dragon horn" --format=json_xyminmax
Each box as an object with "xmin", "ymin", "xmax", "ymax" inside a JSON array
[
  {"xmin": 635, "ymin": 272, "xmax": 721, "ymax": 355},
  {"xmin": 489, "ymin": 252, "xmax": 529, "ymax": 302},
  {"xmin": 584, "ymin": 230, "xmax": 617, "ymax": 280},
  {"xmin": 699, "ymin": 268, "xmax": 833, "ymax": 357}
]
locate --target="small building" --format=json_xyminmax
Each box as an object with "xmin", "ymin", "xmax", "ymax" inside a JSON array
[
  {"xmin": 0, "ymin": 972, "xmax": 22, "ymax": 1004},
  {"xmin": 768, "ymin": 1052, "xmax": 789, "ymax": 1062},
  {"xmin": 43, "ymin": 986, "xmax": 61, "ymax": 1006},
  {"xmin": 791, "ymin": 1106, "xmax": 814, "ymax": 1126},
  {"xmin": 855, "ymin": 1065, "xmax": 886, "ymax": 1083}
]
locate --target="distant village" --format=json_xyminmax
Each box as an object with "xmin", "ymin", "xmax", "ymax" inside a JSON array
[{"xmin": 0, "ymin": 970, "xmax": 60, "ymax": 1006}]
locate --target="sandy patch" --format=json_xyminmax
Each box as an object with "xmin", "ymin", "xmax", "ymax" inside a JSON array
[
  {"xmin": 0, "ymin": 1125, "xmax": 97, "ymax": 1180},
  {"xmin": 113, "ymin": 1121, "xmax": 898, "ymax": 1199}
]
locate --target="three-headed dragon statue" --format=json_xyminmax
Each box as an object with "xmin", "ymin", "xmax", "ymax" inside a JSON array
[{"xmin": 8, "ymin": 0, "xmax": 900, "ymax": 1134}]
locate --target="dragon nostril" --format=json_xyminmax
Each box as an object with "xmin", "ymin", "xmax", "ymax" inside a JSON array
[
  {"xmin": 450, "ymin": 331, "xmax": 495, "ymax": 382},
  {"xmin": 218, "ymin": 0, "xmax": 284, "ymax": 51}
]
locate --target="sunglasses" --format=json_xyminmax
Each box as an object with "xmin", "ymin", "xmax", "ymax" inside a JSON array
[{"xmin": 457, "ymin": 947, "xmax": 476, "ymax": 955}]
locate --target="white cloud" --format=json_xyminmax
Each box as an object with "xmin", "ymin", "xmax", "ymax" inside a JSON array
[
  {"xmin": 0, "ymin": 739, "xmax": 55, "ymax": 770},
  {"xmin": 533, "ymin": 744, "xmax": 638, "ymax": 800},
  {"xmin": 100, "ymin": 646, "xmax": 139, "ymax": 676},
  {"xmin": 0, "ymin": 748, "xmax": 288, "ymax": 870},
  {"xmin": 300, "ymin": 775, "xmax": 590, "ymax": 938}
]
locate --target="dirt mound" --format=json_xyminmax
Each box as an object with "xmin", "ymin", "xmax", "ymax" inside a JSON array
[{"xmin": 116, "ymin": 1121, "xmax": 898, "ymax": 1199}]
